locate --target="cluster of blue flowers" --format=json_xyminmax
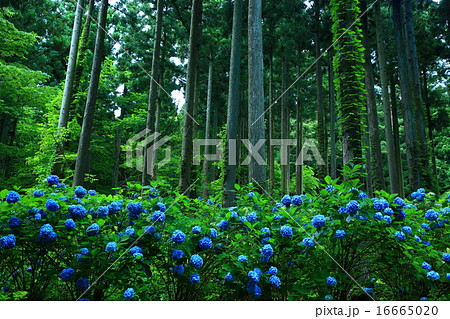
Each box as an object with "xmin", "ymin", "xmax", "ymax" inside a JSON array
[
  {"xmin": 38, "ymin": 224, "xmax": 57, "ymax": 245},
  {"xmin": 411, "ymin": 188, "xmax": 426, "ymax": 202},
  {"xmin": 0, "ymin": 234, "xmax": 16, "ymax": 249},
  {"xmin": 190, "ymin": 254, "xmax": 204, "ymax": 269}
]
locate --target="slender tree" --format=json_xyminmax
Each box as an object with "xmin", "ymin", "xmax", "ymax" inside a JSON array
[
  {"xmin": 142, "ymin": 0, "xmax": 164, "ymax": 185},
  {"xmin": 248, "ymin": 0, "xmax": 266, "ymax": 186},
  {"xmin": 328, "ymin": 56, "xmax": 337, "ymax": 180},
  {"xmin": 202, "ymin": 56, "xmax": 214, "ymax": 198},
  {"xmin": 179, "ymin": 0, "xmax": 203, "ymax": 193},
  {"xmin": 375, "ymin": 1, "xmax": 401, "ymax": 195},
  {"xmin": 73, "ymin": 0, "xmax": 109, "ymax": 186},
  {"xmin": 281, "ymin": 53, "xmax": 290, "ymax": 194}
]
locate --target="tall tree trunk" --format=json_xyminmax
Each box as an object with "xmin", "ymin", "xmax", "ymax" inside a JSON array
[
  {"xmin": 331, "ymin": 0, "xmax": 365, "ymax": 168},
  {"xmin": 72, "ymin": 0, "xmax": 109, "ymax": 187},
  {"xmin": 268, "ymin": 52, "xmax": 275, "ymax": 193},
  {"xmin": 328, "ymin": 58, "xmax": 337, "ymax": 180},
  {"xmin": 72, "ymin": 0, "xmax": 95, "ymax": 99},
  {"xmin": 390, "ymin": 73, "xmax": 405, "ymax": 197},
  {"xmin": 404, "ymin": 0, "xmax": 432, "ymax": 190},
  {"xmin": 296, "ymin": 65, "xmax": 304, "ymax": 194},
  {"xmin": 364, "ymin": 113, "xmax": 373, "ymax": 195},
  {"xmin": 374, "ymin": 1, "xmax": 400, "ymax": 195},
  {"xmin": 248, "ymin": 0, "xmax": 266, "ymax": 187},
  {"xmin": 142, "ymin": 0, "xmax": 163, "ymax": 185},
  {"xmin": 223, "ymin": 0, "xmax": 243, "ymax": 206},
  {"xmin": 315, "ymin": 0, "xmax": 326, "ymax": 182},
  {"xmin": 202, "ymin": 57, "xmax": 214, "ymax": 198},
  {"xmin": 392, "ymin": 0, "xmax": 419, "ymax": 192},
  {"xmin": 58, "ymin": 0, "xmax": 84, "ymax": 130},
  {"xmin": 112, "ymin": 87, "xmax": 126, "ymax": 194},
  {"xmin": 179, "ymin": 0, "xmax": 203, "ymax": 194},
  {"xmin": 281, "ymin": 53, "xmax": 290, "ymax": 194},
  {"xmin": 361, "ymin": 0, "xmax": 385, "ymax": 191},
  {"xmin": 422, "ymin": 68, "xmax": 439, "ymax": 193}
]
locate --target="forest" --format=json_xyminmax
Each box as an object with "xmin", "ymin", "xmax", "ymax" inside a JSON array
[{"xmin": 0, "ymin": 0, "xmax": 450, "ymax": 301}]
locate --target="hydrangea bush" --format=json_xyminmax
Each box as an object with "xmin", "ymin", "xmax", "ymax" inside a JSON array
[{"xmin": 0, "ymin": 173, "xmax": 449, "ymax": 301}]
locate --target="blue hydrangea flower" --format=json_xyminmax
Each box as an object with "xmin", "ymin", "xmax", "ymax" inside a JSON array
[
  {"xmin": 335, "ymin": 230, "xmax": 346, "ymax": 239},
  {"xmin": 339, "ymin": 206, "xmax": 349, "ymax": 214},
  {"xmin": 35, "ymin": 213, "xmax": 42, "ymax": 221},
  {"xmin": 207, "ymin": 199, "xmax": 215, "ymax": 205},
  {"xmin": 420, "ymin": 297, "xmax": 427, "ymax": 301},
  {"xmin": 364, "ymin": 288, "xmax": 374, "ymax": 296},
  {"xmin": 33, "ymin": 190, "xmax": 44, "ymax": 198},
  {"xmin": 443, "ymin": 253, "xmax": 450, "ymax": 262},
  {"xmin": 172, "ymin": 250, "xmax": 184, "ymax": 260},
  {"xmin": 421, "ymin": 223, "xmax": 430, "ymax": 231},
  {"xmin": 325, "ymin": 185, "xmax": 335, "ymax": 193},
  {"xmin": 65, "ymin": 219, "xmax": 76, "ymax": 230},
  {"xmin": 302, "ymin": 237, "xmax": 314, "ymax": 247},
  {"xmin": 265, "ymin": 267, "xmax": 278, "ymax": 277},
  {"xmin": 152, "ymin": 210, "xmax": 166, "ymax": 223},
  {"xmin": 190, "ymin": 254, "xmax": 203, "ymax": 269},
  {"xmin": 269, "ymin": 275, "xmax": 281, "ymax": 288},
  {"xmin": 144, "ymin": 226, "xmax": 155, "ymax": 234},
  {"xmin": 60, "ymin": 268, "xmax": 75, "ymax": 282},
  {"xmin": 38, "ymin": 224, "xmax": 57, "ymax": 245},
  {"xmin": 396, "ymin": 210, "xmax": 407, "ymax": 221},
  {"xmin": 173, "ymin": 265, "xmax": 184, "ymax": 275},
  {"xmin": 76, "ymin": 278, "xmax": 89, "ymax": 291},
  {"xmin": 88, "ymin": 190, "xmax": 97, "ymax": 196},
  {"xmin": 199, "ymin": 237, "xmax": 212, "ymax": 250},
  {"xmin": 248, "ymin": 270, "xmax": 260, "ymax": 283},
  {"xmin": 383, "ymin": 215, "xmax": 392, "ymax": 224},
  {"xmin": 210, "ymin": 228, "xmax": 218, "ymax": 238},
  {"xmin": 261, "ymin": 244, "xmax": 274, "ymax": 257},
  {"xmin": 248, "ymin": 192, "xmax": 256, "ymax": 199},
  {"xmin": 217, "ymin": 220, "xmax": 229, "ymax": 230},
  {"xmin": 272, "ymin": 203, "xmax": 283, "ymax": 212},
  {"xmin": 74, "ymin": 186, "xmax": 87, "ymax": 198},
  {"xmin": 230, "ymin": 211, "xmax": 239, "ymax": 219},
  {"xmin": 0, "ymin": 234, "xmax": 16, "ymax": 249},
  {"xmin": 414, "ymin": 235, "xmax": 421, "ymax": 243},
  {"xmin": 325, "ymin": 294, "xmax": 333, "ymax": 301},
  {"xmin": 172, "ymin": 230, "xmax": 186, "ymax": 244},
  {"xmin": 190, "ymin": 273, "xmax": 200, "ymax": 284},
  {"xmin": 427, "ymin": 271, "xmax": 440, "ymax": 280},
  {"xmin": 280, "ymin": 225, "xmax": 293, "ymax": 237},
  {"xmin": 291, "ymin": 195, "xmax": 303, "ymax": 206},
  {"xmin": 8, "ymin": 216, "xmax": 22, "ymax": 229},
  {"xmin": 124, "ymin": 227, "xmax": 135, "ymax": 237},
  {"xmin": 412, "ymin": 190, "xmax": 426, "ymax": 202},
  {"xmin": 46, "ymin": 175, "xmax": 60, "ymax": 185},
  {"xmin": 56, "ymin": 183, "xmax": 66, "ymax": 188},
  {"xmin": 425, "ymin": 209, "xmax": 438, "ymax": 222},
  {"xmin": 96, "ymin": 206, "xmax": 108, "ymax": 218},
  {"xmin": 86, "ymin": 223, "xmax": 100, "ymax": 236},
  {"xmin": 246, "ymin": 282, "xmax": 262, "ymax": 297},
  {"xmin": 359, "ymin": 192, "xmax": 368, "ymax": 200},
  {"xmin": 384, "ymin": 208, "xmax": 394, "ymax": 216},
  {"xmin": 154, "ymin": 202, "xmax": 166, "ymax": 212},
  {"xmin": 395, "ymin": 231, "xmax": 406, "ymax": 240},
  {"xmin": 422, "ymin": 262, "xmax": 432, "ymax": 271},
  {"xmin": 311, "ymin": 214, "xmax": 326, "ymax": 228},
  {"xmin": 224, "ymin": 272, "xmax": 234, "ymax": 282},
  {"xmin": 326, "ymin": 276, "xmax": 337, "ymax": 286},
  {"xmin": 238, "ymin": 255, "xmax": 248, "ymax": 263},
  {"xmin": 247, "ymin": 212, "xmax": 258, "ymax": 223},
  {"xmin": 446, "ymin": 273, "xmax": 450, "ymax": 280},
  {"xmin": 108, "ymin": 201, "xmax": 122, "ymax": 214},
  {"xmin": 394, "ymin": 197, "xmax": 405, "ymax": 208},
  {"xmin": 346, "ymin": 200, "xmax": 359, "ymax": 215},
  {"xmin": 124, "ymin": 288, "xmax": 134, "ymax": 299},
  {"xmin": 68, "ymin": 205, "xmax": 87, "ymax": 219},
  {"xmin": 373, "ymin": 199, "xmax": 389, "ymax": 211},
  {"xmin": 192, "ymin": 226, "xmax": 202, "ymax": 234},
  {"xmin": 281, "ymin": 195, "xmax": 291, "ymax": 207},
  {"xmin": 273, "ymin": 214, "xmax": 282, "ymax": 221},
  {"xmin": 105, "ymin": 242, "xmax": 117, "ymax": 252},
  {"xmin": 133, "ymin": 252, "xmax": 143, "ymax": 259},
  {"xmin": 127, "ymin": 202, "xmax": 144, "ymax": 219},
  {"xmin": 260, "ymin": 227, "xmax": 270, "ymax": 238},
  {"xmin": 402, "ymin": 226, "xmax": 412, "ymax": 235},
  {"xmin": 129, "ymin": 246, "xmax": 143, "ymax": 255},
  {"xmin": 45, "ymin": 199, "xmax": 60, "ymax": 212}
]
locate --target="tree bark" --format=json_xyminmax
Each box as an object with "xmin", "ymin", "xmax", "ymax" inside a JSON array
[
  {"xmin": 361, "ymin": 0, "xmax": 385, "ymax": 191},
  {"xmin": 223, "ymin": 0, "xmax": 243, "ymax": 207},
  {"xmin": 281, "ymin": 53, "xmax": 290, "ymax": 194},
  {"xmin": 142, "ymin": 0, "xmax": 164, "ymax": 185},
  {"xmin": 202, "ymin": 57, "xmax": 214, "ymax": 198},
  {"xmin": 375, "ymin": 1, "xmax": 400, "ymax": 195},
  {"xmin": 72, "ymin": 0, "xmax": 108, "ymax": 187},
  {"xmin": 315, "ymin": 0, "xmax": 326, "ymax": 182},
  {"xmin": 390, "ymin": 73, "xmax": 405, "ymax": 197},
  {"xmin": 392, "ymin": 0, "xmax": 420, "ymax": 192},
  {"xmin": 58, "ymin": 0, "xmax": 84, "ymax": 130},
  {"xmin": 328, "ymin": 57, "xmax": 337, "ymax": 180},
  {"xmin": 296, "ymin": 65, "xmax": 304, "ymax": 194},
  {"xmin": 268, "ymin": 51, "xmax": 275, "ymax": 193},
  {"xmin": 248, "ymin": 0, "xmax": 266, "ymax": 187},
  {"xmin": 179, "ymin": 0, "xmax": 203, "ymax": 194}
]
